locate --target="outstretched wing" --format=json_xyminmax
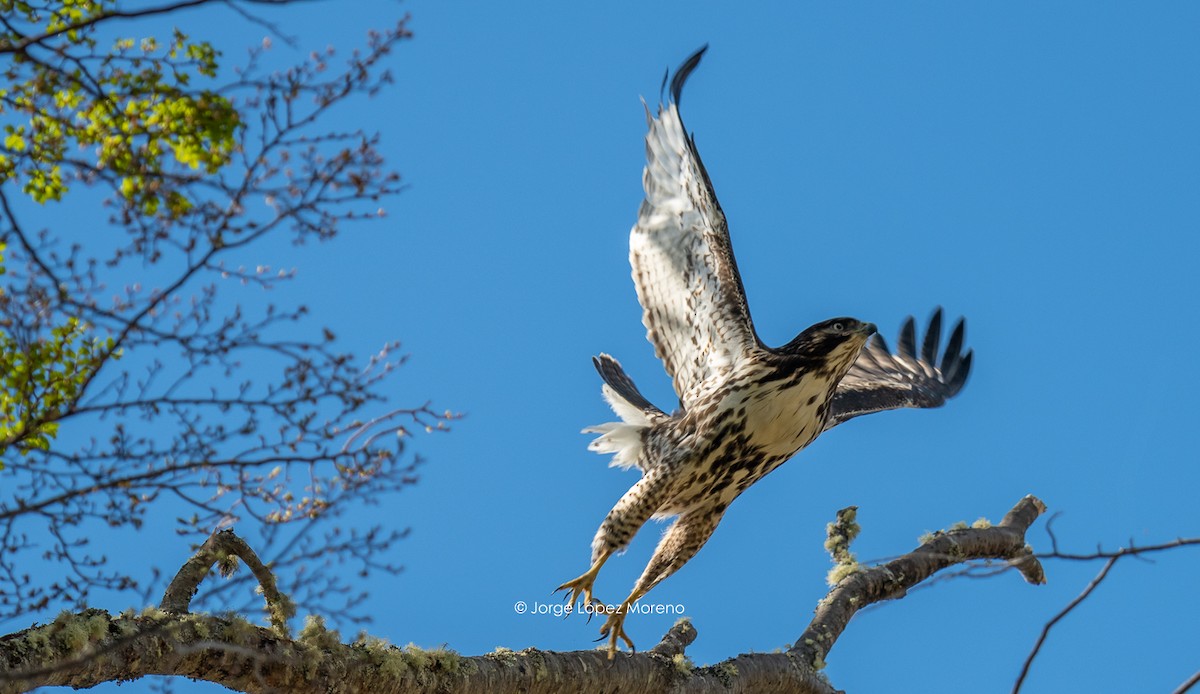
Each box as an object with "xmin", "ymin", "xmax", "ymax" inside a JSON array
[
  {"xmin": 631, "ymin": 46, "xmax": 759, "ymax": 410},
  {"xmin": 824, "ymin": 308, "xmax": 973, "ymax": 430}
]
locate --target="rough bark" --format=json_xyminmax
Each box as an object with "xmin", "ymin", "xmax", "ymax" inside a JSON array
[
  {"xmin": 794, "ymin": 495, "xmax": 1046, "ymax": 670},
  {"xmin": 0, "ymin": 496, "xmax": 1047, "ymax": 694}
]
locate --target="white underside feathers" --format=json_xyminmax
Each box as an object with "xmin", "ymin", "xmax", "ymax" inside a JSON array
[{"xmin": 582, "ymin": 384, "xmax": 648, "ymax": 470}]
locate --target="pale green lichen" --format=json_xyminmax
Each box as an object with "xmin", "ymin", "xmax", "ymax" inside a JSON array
[
  {"xmin": 139, "ymin": 606, "xmax": 169, "ymax": 621},
  {"xmin": 13, "ymin": 610, "xmax": 113, "ymax": 669},
  {"xmin": 363, "ymin": 642, "xmax": 467, "ymax": 681},
  {"xmin": 487, "ymin": 646, "xmax": 518, "ymax": 665},
  {"xmin": 115, "ymin": 611, "xmax": 140, "ymax": 637},
  {"xmin": 824, "ymin": 507, "xmax": 863, "ymax": 586},
  {"xmin": 672, "ymin": 652, "xmax": 694, "ymax": 674},
  {"xmin": 298, "ymin": 614, "xmax": 342, "ymax": 651},
  {"xmin": 354, "ymin": 632, "xmax": 392, "ymax": 651},
  {"xmin": 25, "ymin": 625, "xmax": 51, "ymax": 653},
  {"xmin": 402, "ymin": 642, "xmax": 431, "ymax": 669},
  {"xmin": 54, "ymin": 611, "xmax": 107, "ymax": 650},
  {"xmin": 825, "ymin": 562, "xmax": 864, "ymax": 586},
  {"xmin": 356, "ymin": 637, "xmax": 408, "ymax": 680},
  {"xmin": 184, "ymin": 613, "xmax": 211, "ymax": 639},
  {"xmin": 416, "ymin": 644, "xmax": 464, "ymax": 675},
  {"xmin": 918, "ymin": 530, "xmax": 939, "ymax": 544},
  {"xmin": 971, "ymin": 517, "xmax": 993, "ymax": 529},
  {"xmin": 85, "ymin": 613, "xmax": 108, "ymax": 640},
  {"xmin": 266, "ymin": 592, "xmax": 296, "ymax": 637},
  {"xmin": 823, "ymin": 506, "xmax": 860, "ymax": 559},
  {"xmin": 949, "ymin": 521, "xmax": 969, "ymax": 531},
  {"xmin": 217, "ymin": 552, "xmax": 240, "ymax": 578},
  {"xmin": 212, "ymin": 613, "xmax": 259, "ymax": 642}
]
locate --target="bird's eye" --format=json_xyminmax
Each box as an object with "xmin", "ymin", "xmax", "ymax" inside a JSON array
[{"xmin": 832, "ymin": 322, "xmax": 844, "ymax": 332}]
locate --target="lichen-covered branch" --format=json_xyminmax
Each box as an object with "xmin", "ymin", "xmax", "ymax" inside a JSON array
[
  {"xmin": 0, "ymin": 499, "xmax": 1055, "ymax": 694},
  {"xmin": 792, "ymin": 495, "xmax": 1047, "ymax": 670},
  {"xmin": 0, "ymin": 608, "xmax": 834, "ymax": 694},
  {"xmin": 159, "ymin": 529, "xmax": 295, "ymax": 635}
]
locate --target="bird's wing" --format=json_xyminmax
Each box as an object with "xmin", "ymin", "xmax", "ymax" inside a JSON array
[
  {"xmin": 631, "ymin": 46, "xmax": 759, "ymax": 410},
  {"xmin": 824, "ymin": 308, "xmax": 973, "ymax": 430}
]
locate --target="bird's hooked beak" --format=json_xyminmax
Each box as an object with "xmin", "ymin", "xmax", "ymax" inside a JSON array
[{"xmin": 857, "ymin": 322, "xmax": 877, "ymax": 337}]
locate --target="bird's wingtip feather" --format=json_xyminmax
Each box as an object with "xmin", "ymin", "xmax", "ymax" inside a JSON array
[{"xmin": 669, "ymin": 45, "xmax": 709, "ymax": 107}]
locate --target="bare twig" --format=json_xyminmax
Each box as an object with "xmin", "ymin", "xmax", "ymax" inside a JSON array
[
  {"xmin": 1039, "ymin": 536, "xmax": 1200, "ymax": 562},
  {"xmin": 1010, "ymin": 531, "xmax": 1200, "ymax": 693},
  {"xmin": 1012, "ymin": 556, "xmax": 1117, "ymax": 693}
]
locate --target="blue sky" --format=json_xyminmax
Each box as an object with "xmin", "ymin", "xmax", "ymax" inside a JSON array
[{"xmin": 47, "ymin": 2, "xmax": 1200, "ymax": 692}]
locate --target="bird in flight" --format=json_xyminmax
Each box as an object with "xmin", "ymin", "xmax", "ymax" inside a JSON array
[{"xmin": 556, "ymin": 46, "xmax": 973, "ymax": 659}]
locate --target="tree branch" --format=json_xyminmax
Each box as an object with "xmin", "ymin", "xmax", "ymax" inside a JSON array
[
  {"xmin": 160, "ymin": 528, "xmax": 295, "ymax": 635},
  {"xmin": 792, "ymin": 495, "xmax": 1047, "ymax": 670},
  {"xmin": 0, "ymin": 498, "xmax": 1056, "ymax": 693}
]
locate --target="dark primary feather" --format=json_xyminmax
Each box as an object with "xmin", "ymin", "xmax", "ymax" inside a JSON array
[
  {"xmin": 824, "ymin": 308, "xmax": 973, "ymax": 430},
  {"xmin": 670, "ymin": 45, "xmax": 708, "ymax": 106},
  {"xmin": 921, "ymin": 310, "xmax": 942, "ymax": 363}
]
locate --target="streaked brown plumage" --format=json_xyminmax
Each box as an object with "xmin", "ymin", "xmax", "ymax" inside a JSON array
[{"xmin": 557, "ymin": 46, "xmax": 972, "ymax": 658}]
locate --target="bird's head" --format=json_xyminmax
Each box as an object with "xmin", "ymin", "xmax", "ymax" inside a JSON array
[{"xmin": 780, "ymin": 317, "xmax": 876, "ymax": 373}]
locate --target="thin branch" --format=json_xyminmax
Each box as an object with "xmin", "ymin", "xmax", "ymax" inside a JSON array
[
  {"xmin": 0, "ymin": 188, "xmax": 62, "ymax": 289},
  {"xmin": 1012, "ymin": 556, "xmax": 1117, "ymax": 694},
  {"xmin": 0, "ymin": 0, "xmax": 221, "ymax": 54},
  {"xmin": 1039, "ymin": 536, "xmax": 1200, "ymax": 561}
]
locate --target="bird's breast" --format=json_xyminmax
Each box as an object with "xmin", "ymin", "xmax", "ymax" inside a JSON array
[{"xmin": 717, "ymin": 368, "xmax": 836, "ymax": 459}]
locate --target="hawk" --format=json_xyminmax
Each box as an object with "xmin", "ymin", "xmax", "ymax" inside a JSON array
[{"xmin": 557, "ymin": 46, "xmax": 973, "ymax": 658}]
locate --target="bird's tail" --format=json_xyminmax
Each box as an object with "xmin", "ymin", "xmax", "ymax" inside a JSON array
[{"xmin": 582, "ymin": 354, "xmax": 665, "ymax": 471}]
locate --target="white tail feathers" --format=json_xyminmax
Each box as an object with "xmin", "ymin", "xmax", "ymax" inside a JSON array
[{"xmin": 582, "ymin": 384, "xmax": 649, "ymax": 470}]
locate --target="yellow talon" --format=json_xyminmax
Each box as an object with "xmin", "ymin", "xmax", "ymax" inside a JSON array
[
  {"xmin": 555, "ymin": 552, "xmax": 611, "ymax": 613},
  {"xmin": 598, "ymin": 600, "xmax": 637, "ymax": 659}
]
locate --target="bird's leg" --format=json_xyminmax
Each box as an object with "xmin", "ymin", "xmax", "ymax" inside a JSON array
[
  {"xmin": 598, "ymin": 508, "xmax": 727, "ymax": 659},
  {"xmin": 556, "ymin": 469, "xmax": 673, "ymax": 617},
  {"xmin": 555, "ymin": 550, "xmax": 611, "ymax": 612}
]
